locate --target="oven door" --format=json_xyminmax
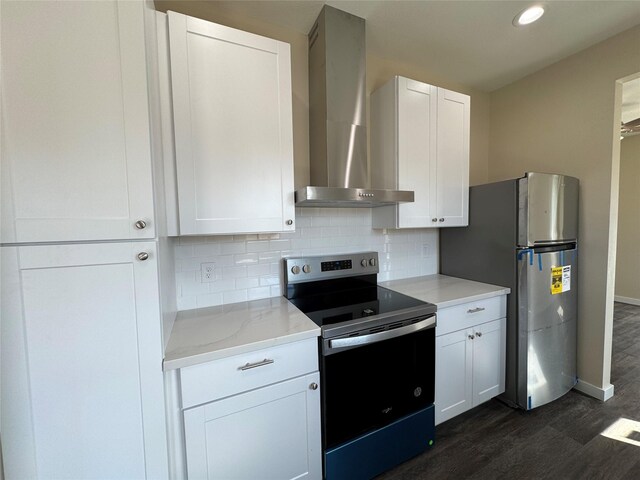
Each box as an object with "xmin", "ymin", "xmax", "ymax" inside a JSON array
[{"xmin": 321, "ymin": 315, "xmax": 435, "ymax": 449}]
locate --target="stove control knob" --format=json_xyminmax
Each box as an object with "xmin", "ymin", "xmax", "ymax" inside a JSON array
[
  {"xmin": 369, "ymin": 258, "xmax": 377, "ymax": 267},
  {"xmin": 291, "ymin": 265, "xmax": 301, "ymax": 275},
  {"xmin": 302, "ymin": 264, "xmax": 311, "ymax": 274},
  {"xmin": 361, "ymin": 259, "xmax": 368, "ymax": 267}
]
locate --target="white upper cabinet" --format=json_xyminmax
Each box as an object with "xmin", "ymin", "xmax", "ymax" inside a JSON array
[
  {"xmin": 435, "ymin": 88, "xmax": 470, "ymax": 226},
  {"xmin": 371, "ymin": 76, "xmax": 470, "ymax": 229},
  {"xmin": 1, "ymin": 1, "xmax": 155, "ymax": 243},
  {"xmin": 165, "ymin": 12, "xmax": 295, "ymax": 236}
]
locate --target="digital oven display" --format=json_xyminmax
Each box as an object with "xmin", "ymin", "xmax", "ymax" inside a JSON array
[{"xmin": 321, "ymin": 260, "xmax": 352, "ymax": 272}]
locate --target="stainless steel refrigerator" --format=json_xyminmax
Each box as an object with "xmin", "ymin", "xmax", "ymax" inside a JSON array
[{"xmin": 440, "ymin": 172, "xmax": 579, "ymax": 410}]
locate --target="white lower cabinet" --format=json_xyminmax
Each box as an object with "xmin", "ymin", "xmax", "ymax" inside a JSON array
[
  {"xmin": 1, "ymin": 242, "xmax": 168, "ymax": 479},
  {"xmin": 170, "ymin": 338, "xmax": 322, "ymax": 479},
  {"xmin": 435, "ymin": 296, "xmax": 507, "ymax": 425},
  {"xmin": 472, "ymin": 318, "xmax": 506, "ymax": 404},
  {"xmin": 184, "ymin": 372, "xmax": 321, "ymax": 479},
  {"xmin": 435, "ymin": 327, "xmax": 474, "ymax": 422}
]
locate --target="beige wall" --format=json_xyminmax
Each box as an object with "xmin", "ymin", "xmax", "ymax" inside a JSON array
[
  {"xmin": 154, "ymin": 1, "xmax": 491, "ymax": 188},
  {"xmin": 615, "ymin": 134, "xmax": 640, "ymax": 302},
  {"xmin": 489, "ymin": 25, "xmax": 640, "ymax": 392}
]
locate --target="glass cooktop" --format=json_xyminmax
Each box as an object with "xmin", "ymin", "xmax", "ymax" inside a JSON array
[
  {"xmin": 283, "ymin": 252, "xmax": 436, "ymax": 333},
  {"xmin": 287, "ymin": 283, "xmax": 432, "ymax": 328}
]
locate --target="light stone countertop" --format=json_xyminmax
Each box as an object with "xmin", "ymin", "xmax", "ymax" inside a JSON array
[
  {"xmin": 164, "ymin": 275, "xmax": 509, "ymax": 371},
  {"xmin": 380, "ymin": 274, "xmax": 510, "ymax": 309},
  {"xmin": 163, "ymin": 296, "xmax": 319, "ymax": 371}
]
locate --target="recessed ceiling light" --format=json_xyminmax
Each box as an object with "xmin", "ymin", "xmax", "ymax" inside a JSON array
[{"xmin": 513, "ymin": 5, "xmax": 545, "ymax": 27}]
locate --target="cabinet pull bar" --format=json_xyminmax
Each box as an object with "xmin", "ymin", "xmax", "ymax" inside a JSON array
[
  {"xmin": 238, "ymin": 358, "xmax": 274, "ymax": 371},
  {"xmin": 467, "ymin": 307, "xmax": 485, "ymax": 314}
]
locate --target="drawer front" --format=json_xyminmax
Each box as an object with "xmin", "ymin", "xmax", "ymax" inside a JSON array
[
  {"xmin": 180, "ymin": 338, "xmax": 318, "ymax": 409},
  {"xmin": 436, "ymin": 295, "xmax": 506, "ymax": 336}
]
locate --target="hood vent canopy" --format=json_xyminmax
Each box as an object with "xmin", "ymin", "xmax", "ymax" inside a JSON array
[{"xmin": 295, "ymin": 6, "xmax": 414, "ymax": 207}]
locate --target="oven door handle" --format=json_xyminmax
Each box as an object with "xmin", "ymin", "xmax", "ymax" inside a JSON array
[{"xmin": 327, "ymin": 315, "xmax": 436, "ymax": 352}]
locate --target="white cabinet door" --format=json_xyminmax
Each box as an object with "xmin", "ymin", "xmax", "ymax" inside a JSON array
[
  {"xmin": 472, "ymin": 318, "xmax": 507, "ymax": 406},
  {"xmin": 435, "ymin": 313, "xmax": 506, "ymax": 425},
  {"xmin": 371, "ymin": 76, "xmax": 469, "ymax": 229},
  {"xmin": 184, "ymin": 373, "xmax": 321, "ymax": 480},
  {"xmin": 397, "ymin": 78, "xmax": 438, "ymax": 228},
  {"xmin": 0, "ymin": 243, "xmax": 168, "ymax": 479},
  {"xmin": 1, "ymin": 1, "xmax": 155, "ymax": 243},
  {"xmin": 435, "ymin": 88, "xmax": 470, "ymax": 227},
  {"xmin": 167, "ymin": 12, "xmax": 295, "ymax": 235},
  {"xmin": 435, "ymin": 328, "xmax": 473, "ymax": 425},
  {"xmin": 371, "ymin": 75, "xmax": 438, "ymax": 229}
]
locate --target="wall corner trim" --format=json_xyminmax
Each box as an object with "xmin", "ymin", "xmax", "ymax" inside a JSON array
[{"xmin": 574, "ymin": 379, "xmax": 615, "ymax": 402}]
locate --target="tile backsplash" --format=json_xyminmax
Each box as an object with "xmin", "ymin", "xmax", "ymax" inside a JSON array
[{"xmin": 174, "ymin": 208, "xmax": 439, "ymax": 310}]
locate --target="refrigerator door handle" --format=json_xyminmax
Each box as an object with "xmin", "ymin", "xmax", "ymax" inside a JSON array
[
  {"xmin": 531, "ymin": 242, "xmax": 577, "ymax": 254},
  {"xmin": 533, "ymin": 240, "xmax": 577, "ymax": 246}
]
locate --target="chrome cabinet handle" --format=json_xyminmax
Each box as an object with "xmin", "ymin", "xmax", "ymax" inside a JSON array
[
  {"xmin": 476, "ymin": 332, "xmax": 483, "ymax": 337},
  {"xmin": 286, "ymin": 219, "xmax": 294, "ymax": 226},
  {"xmin": 309, "ymin": 383, "xmax": 318, "ymax": 390},
  {"xmin": 468, "ymin": 334, "xmax": 475, "ymax": 340},
  {"xmin": 467, "ymin": 307, "xmax": 486, "ymax": 314},
  {"xmin": 439, "ymin": 218, "xmax": 445, "ymax": 222},
  {"xmin": 137, "ymin": 252, "xmax": 149, "ymax": 261},
  {"xmin": 431, "ymin": 218, "xmax": 438, "ymax": 222},
  {"xmin": 238, "ymin": 358, "xmax": 274, "ymax": 371},
  {"xmin": 134, "ymin": 220, "xmax": 147, "ymax": 230}
]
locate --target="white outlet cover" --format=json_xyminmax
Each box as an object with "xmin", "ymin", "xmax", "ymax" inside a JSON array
[{"xmin": 201, "ymin": 262, "xmax": 216, "ymax": 283}]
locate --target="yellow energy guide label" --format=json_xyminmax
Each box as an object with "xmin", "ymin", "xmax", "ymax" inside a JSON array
[{"xmin": 551, "ymin": 265, "xmax": 571, "ymax": 295}]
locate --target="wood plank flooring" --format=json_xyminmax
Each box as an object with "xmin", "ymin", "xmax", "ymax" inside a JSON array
[{"xmin": 379, "ymin": 302, "xmax": 640, "ymax": 479}]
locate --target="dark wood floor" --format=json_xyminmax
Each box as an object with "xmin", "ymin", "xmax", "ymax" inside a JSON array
[{"xmin": 379, "ymin": 302, "xmax": 640, "ymax": 479}]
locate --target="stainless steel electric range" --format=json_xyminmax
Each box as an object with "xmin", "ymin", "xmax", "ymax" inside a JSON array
[{"xmin": 284, "ymin": 252, "xmax": 437, "ymax": 479}]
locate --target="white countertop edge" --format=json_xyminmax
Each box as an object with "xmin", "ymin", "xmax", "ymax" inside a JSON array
[
  {"xmin": 434, "ymin": 288, "xmax": 511, "ymax": 309},
  {"xmin": 380, "ymin": 274, "xmax": 510, "ymax": 309},
  {"xmin": 163, "ymin": 325, "xmax": 320, "ymax": 371}
]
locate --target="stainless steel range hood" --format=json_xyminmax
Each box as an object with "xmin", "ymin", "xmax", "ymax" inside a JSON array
[{"xmin": 295, "ymin": 6, "xmax": 414, "ymax": 208}]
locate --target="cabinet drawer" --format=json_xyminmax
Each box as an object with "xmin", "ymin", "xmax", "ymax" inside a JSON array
[
  {"xmin": 436, "ymin": 295, "xmax": 506, "ymax": 336},
  {"xmin": 180, "ymin": 338, "xmax": 318, "ymax": 409}
]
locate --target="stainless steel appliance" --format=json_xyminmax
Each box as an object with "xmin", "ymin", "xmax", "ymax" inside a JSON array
[
  {"xmin": 295, "ymin": 6, "xmax": 414, "ymax": 208},
  {"xmin": 284, "ymin": 252, "xmax": 437, "ymax": 479},
  {"xmin": 440, "ymin": 172, "xmax": 579, "ymax": 410}
]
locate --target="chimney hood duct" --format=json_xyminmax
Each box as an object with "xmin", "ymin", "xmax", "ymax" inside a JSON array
[{"xmin": 295, "ymin": 6, "xmax": 414, "ymax": 207}]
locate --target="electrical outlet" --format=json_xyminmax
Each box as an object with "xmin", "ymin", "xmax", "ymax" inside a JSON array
[{"xmin": 201, "ymin": 262, "xmax": 216, "ymax": 283}]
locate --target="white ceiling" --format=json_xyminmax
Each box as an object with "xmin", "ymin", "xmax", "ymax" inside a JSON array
[{"xmin": 198, "ymin": 0, "xmax": 640, "ymax": 93}]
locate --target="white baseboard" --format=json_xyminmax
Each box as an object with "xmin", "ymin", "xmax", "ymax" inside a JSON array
[
  {"xmin": 574, "ymin": 379, "xmax": 615, "ymax": 401},
  {"xmin": 614, "ymin": 295, "xmax": 640, "ymax": 306}
]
